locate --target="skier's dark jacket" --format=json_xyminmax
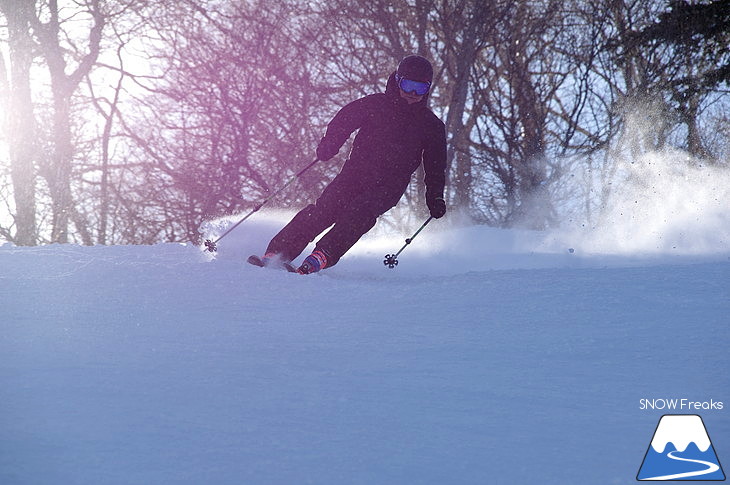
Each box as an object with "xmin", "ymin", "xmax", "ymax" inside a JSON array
[{"xmin": 316, "ymin": 71, "xmax": 447, "ymax": 216}]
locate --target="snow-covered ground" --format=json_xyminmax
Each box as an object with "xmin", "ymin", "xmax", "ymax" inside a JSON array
[{"xmin": 1, "ymin": 209, "xmax": 728, "ymax": 485}]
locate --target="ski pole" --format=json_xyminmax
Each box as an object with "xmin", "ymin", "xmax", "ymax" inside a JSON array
[
  {"xmin": 383, "ymin": 216, "xmax": 433, "ymax": 268},
  {"xmin": 204, "ymin": 157, "xmax": 320, "ymax": 252}
]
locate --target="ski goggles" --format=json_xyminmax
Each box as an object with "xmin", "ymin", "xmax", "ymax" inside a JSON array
[{"xmin": 396, "ymin": 74, "xmax": 431, "ymax": 96}]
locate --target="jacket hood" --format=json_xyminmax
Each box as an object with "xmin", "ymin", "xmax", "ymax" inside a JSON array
[{"xmin": 385, "ymin": 71, "xmax": 430, "ymax": 108}]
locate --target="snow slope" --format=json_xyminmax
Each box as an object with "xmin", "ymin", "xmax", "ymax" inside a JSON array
[{"xmin": 1, "ymin": 213, "xmax": 728, "ymax": 485}]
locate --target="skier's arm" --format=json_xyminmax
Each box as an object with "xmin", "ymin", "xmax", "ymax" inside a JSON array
[
  {"xmin": 423, "ymin": 119, "xmax": 447, "ymax": 218},
  {"xmin": 316, "ymin": 96, "xmax": 372, "ymax": 161}
]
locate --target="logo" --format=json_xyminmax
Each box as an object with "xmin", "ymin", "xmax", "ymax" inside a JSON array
[{"xmin": 637, "ymin": 414, "xmax": 725, "ymax": 481}]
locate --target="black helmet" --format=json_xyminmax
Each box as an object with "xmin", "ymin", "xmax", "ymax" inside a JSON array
[{"xmin": 397, "ymin": 55, "xmax": 433, "ymax": 83}]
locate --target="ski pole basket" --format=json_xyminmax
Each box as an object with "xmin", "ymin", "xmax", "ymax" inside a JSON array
[{"xmin": 383, "ymin": 217, "xmax": 433, "ymax": 269}]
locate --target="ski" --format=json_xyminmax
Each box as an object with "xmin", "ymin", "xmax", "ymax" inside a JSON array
[{"xmin": 247, "ymin": 255, "xmax": 298, "ymax": 273}]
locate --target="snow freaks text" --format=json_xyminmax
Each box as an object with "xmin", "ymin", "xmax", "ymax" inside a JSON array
[{"xmin": 640, "ymin": 399, "xmax": 724, "ymax": 411}]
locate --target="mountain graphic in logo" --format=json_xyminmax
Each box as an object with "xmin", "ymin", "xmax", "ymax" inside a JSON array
[{"xmin": 638, "ymin": 414, "xmax": 725, "ymax": 481}]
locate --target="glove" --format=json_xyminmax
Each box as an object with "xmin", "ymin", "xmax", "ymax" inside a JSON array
[
  {"xmin": 316, "ymin": 137, "xmax": 340, "ymax": 161},
  {"xmin": 427, "ymin": 197, "xmax": 446, "ymax": 219}
]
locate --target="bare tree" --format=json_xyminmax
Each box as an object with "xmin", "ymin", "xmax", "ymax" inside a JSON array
[
  {"xmin": 84, "ymin": 43, "xmax": 125, "ymax": 245},
  {"xmin": 433, "ymin": 0, "xmax": 504, "ymax": 212},
  {"xmin": 28, "ymin": 0, "xmax": 105, "ymax": 243},
  {"xmin": 116, "ymin": 0, "xmax": 327, "ymax": 242},
  {"xmin": 466, "ymin": 0, "xmax": 589, "ymax": 228}
]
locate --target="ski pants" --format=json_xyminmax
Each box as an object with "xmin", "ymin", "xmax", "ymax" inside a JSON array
[{"xmin": 266, "ymin": 176, "xmax": 401, "ymax": 267}]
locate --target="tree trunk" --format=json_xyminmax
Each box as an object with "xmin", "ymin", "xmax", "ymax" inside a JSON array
[
  {"xmin": 443, "ymin": 5, "xmax": 482, "ymax": 211},
  {"xmin": 1, "ymin": 0, "xmax": 38, "ymax": 245}
]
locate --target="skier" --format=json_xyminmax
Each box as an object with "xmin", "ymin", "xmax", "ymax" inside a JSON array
[{"xmin": 256, "ymin": 55, "xmax": 447, "ymax": 274}]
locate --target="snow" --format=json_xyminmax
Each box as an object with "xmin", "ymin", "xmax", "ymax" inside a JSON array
[
  {"xmin": 651, "ymin": 415, "xmax": 712, "ymax": 453},
  {"xmin": 1, "ymin": 212, "xmax": 728, "ymax": 485}
]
